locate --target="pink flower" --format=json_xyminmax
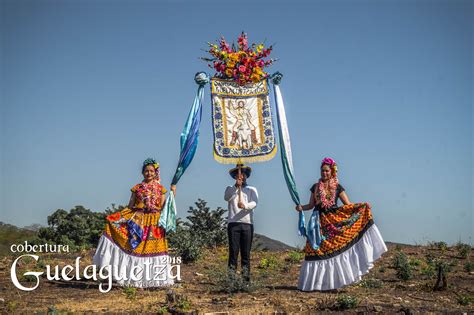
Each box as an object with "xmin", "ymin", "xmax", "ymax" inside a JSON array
[
  {"xmin": 322, "ymin": 157, "xmax": 336, "ymax": 166},
  {"xmin": 238, "ymin": 65, "xmax": 247, "ymax": 73}
]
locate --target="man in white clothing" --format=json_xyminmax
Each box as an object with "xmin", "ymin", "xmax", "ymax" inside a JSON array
[{"xmin": 224, "ymin": 164, "xmax": 258, "ymax": 282}]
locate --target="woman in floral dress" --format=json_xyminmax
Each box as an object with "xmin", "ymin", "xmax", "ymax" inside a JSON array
[
  {"xmin": 93, "ymin": 158, "xmax": 175, "ymax": 287},
  {"xmin": 296, "ymin": 157, "xmax": 387, "ymax": 291}
]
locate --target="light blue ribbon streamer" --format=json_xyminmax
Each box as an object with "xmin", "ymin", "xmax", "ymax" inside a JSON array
[
  {"xmin": 159, "ymin": 190, "xmax": 177, "ymax": 233},
  {"xmin": 159, "ymin": 72, "xmax": 209, "ymax": 232},
  {"xmin": 271, "ymin": 72, "xmax": 324, "ymax": 249}
]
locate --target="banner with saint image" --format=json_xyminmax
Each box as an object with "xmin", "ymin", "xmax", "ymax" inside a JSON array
[{"xmin": 211, "ymin": 78, "xmax": 277, "ymax": 164}]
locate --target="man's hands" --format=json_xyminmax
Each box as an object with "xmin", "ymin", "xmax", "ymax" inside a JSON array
[
  {"xmin": 235, "ymin": 173, "xmax": 244, "ymax": 188},
  {"xmin": 235, "ymin": 173, "xmax": 245, "ymax": 209}
]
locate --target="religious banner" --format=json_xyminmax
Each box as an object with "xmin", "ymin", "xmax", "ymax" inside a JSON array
[{"xmin": 211, "ymin": 78, "xmax": 276, "ymax": 164}]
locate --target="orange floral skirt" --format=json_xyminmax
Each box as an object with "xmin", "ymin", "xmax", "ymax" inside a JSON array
[
  {"xmin": 304, "ymin": 203, "xmax": 373, "ymax": 260},
  {"xmin": 103, "ymin": 208, "xmax": 168, "ymax": 257}
]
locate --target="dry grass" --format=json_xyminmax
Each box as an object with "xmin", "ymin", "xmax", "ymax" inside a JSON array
[{"xmin": 0, "ymin": 243, "xmax": 473, "ymax": 313}]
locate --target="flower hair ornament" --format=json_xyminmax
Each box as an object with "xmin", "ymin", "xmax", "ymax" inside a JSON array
[
  {"xmin": 142, "ymin": 158, "xmax": 160, "ymax": 181},
  {"xmin": 321, "ymin": 157, "xmax": 338, "ymax": 177}
]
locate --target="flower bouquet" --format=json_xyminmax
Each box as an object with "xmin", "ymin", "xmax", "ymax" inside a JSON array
[{"xmin": 202, "ymin": 32, "xmax": 276, "ymax": 85}]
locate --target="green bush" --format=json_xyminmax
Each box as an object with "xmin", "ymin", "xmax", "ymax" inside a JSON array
[
  {"xmin": 430, "ymin": 241, "xmax": 448, "ymax": 251},
  {"xmin": 167, "ymin": 221, "xmax": 203, "ymax": 263},
  {"xmin": 421, "ymin": 264, "xmax": 436, "ymax": 278},
  {"xmin": 334, "ymin": 295, "xmax": 358, "ymax": 310},
  {"xmin": 286, "ymin": 250, "xmax": 304, "ymax": 264},
  {"xmin": 359, "ymin": 278, "xmax": 383, "ymax": 288},
  {"xmin": 455, "ymin": 242, "xmax": 471, "ymax": 259},
  {"xmin": 392, "ymin": 252, "xmax": 413, "ymax": 280},
  {"xmin": 122, "ymin": 287, "xmax": 137, "ymax": 300},
  {"xmin": 207, "ymin": 267, "xmax": 259, "ymax": 293},
  {"xmin": 258, "ymin": 255, "xmax": 279, "ymax": 270},
  {"xmin": 167, "ymin": 199, "xmax": 227, "ymax": 263},
  {"xmin": 457, "ymin": 295, "xmax": 472, "ymax": 306},
  {"xmin": 464, "ymin": 262, "xmax": 474, "ymax": 272},
  {"xmin": 182, "ymin": 199, "xmax": 227, "ymax": 248},
  {"xmin": 33, "ymin": 206, "xmax": 107, "ymax": 250}
]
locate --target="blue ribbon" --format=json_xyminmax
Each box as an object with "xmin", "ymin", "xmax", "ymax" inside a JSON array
[
  {"xmin": 159, "ymin": 72, "xmax": 209, "ymax": 233},
  {"xmin": 171, "ymin": 72, "xmax": 209, "ymax": 185},
  {"xmin": 272, "ymin": 72, "xmax": 324, "ymax": 249}
]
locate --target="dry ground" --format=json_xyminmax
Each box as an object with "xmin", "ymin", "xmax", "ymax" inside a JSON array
[{"xmin": 0, "ymin": 243, "xmax": 473, "ymax": 314}]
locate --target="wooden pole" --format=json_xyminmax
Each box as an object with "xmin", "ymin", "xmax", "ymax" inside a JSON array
[{"xmin": 237, "ymin": 164, "xmax": 242, "ymax": 206}]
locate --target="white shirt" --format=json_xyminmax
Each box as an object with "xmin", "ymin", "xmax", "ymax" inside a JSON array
[{"xmin": 224, "ymin": 185, "xmax": 259, "ymax": 224}]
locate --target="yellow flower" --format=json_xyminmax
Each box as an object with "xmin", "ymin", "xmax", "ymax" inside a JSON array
[
  {"xmin": 229, "ymin": 53, "xmax": 239, "ymax": 62},
  {"xmin": 225, "ymin": 68, "xmax": 234, "ymax": 77},
  {"xmin": 153, "ymin": 163, "xmax": 159, "ymax": 169},
  {"xmin": 256, "ymin": 44, "xmax": 264, "ymax": 53},
  {"xmin": 227, "ymin": 62, "xmax": 235, "ymax": 69},
  {"xmin": 253, "ymin": 67, "xmax": 263, "ymax": 76},
  {"xmin": 221, "ymin": 51, "xmax": 228, "ymax": 59},
  {"xmin": 250, "ymin": 73, "xmax": 261, "ymax": 82}
]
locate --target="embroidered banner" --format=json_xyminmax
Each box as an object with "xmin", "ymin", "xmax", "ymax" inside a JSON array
[{"xmin": 211, "ymin": 78, "xmax": 277, "ymax": 164}]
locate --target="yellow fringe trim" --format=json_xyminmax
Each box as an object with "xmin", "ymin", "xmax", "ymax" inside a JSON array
[{"xmin": 213, "ymin": 145, "xmax": 277, "ymax": 164}]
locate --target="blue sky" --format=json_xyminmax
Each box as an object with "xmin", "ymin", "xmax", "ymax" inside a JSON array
[{"xmin": 1, "ymin": 0, "xmax": 472, "ymax": 246}]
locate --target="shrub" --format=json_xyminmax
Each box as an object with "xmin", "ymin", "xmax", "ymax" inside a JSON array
[
  {"xmin": 457, "ymin": 295, "xmax": 472, "ymax": 306},
  {"xmin": 392, "ymin": 252, "xmax": 413, "ymax": 280},
  {"xmin": 464, "ymin": 262, "xmax": 474, "ymax": 272},
  {"xmin": 183, "ymin": 199, "xmax": 227, "ymax": 248},
  {"xmin": 167, "ymin": 199, "xmax": 227, "ymax": 263},
  {"xmin": 258, "ymin": 255, "xmax": 279, "ymax": 270},
  {"xmin": 122, "ymin": 287, "xmax": 137, "ymax": 300},
  {"xmin": 33, "ymin": 206, "xmax": 107, "ymax": 250},
  {"xmin": 168, "ymin": 223, "xmax": 203, "ymax": 263},
  {"xmin": 430, "ymin": 241, "xmax": 448, "ymax": 251},
  {"xmin": 421, "ymin": 264, "xmax": 436, "ymax": 278},
  {"xmin": 334, "ymin": 295, "xmax": 358, "ymax": 310},
  {"xmin": 286, "ymin": 250, "xmax": 304, "ymax": 264},
  {"xmin": 433, "ymin": 259, "xmax": 455, "ymax": 291},
  {"xmin": 359, "ymin": 278, "xmax": 383, "ymax": 288},
  {"xmin": 207, "ymin": 268, "xmax": 259, "ymax": 293},
  {"xmin": 455, "ymin": 242, "xmax": 471, "ymax": 259}
]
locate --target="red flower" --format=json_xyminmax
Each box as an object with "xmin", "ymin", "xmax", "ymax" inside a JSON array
[
  {"xmin": 151, "ymin": 226, "xmax": 163, "ymax": 238},
  {"xmin": 107, "ymin": 212, "xmax": 121, "ymax": 222}
]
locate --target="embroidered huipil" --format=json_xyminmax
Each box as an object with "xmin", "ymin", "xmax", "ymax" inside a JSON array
[{"xmin": 224, "ymin": 185, "xmax": 259, "ymax": 224}]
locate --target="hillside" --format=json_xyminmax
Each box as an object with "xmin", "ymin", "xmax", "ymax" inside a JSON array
[{"xmin": 0, "ymin": 241, "xmax": 473, "ymax": 313}]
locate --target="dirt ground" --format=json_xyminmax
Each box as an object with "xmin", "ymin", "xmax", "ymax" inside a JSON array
[{"xmin": 0, "ymin": 243, "xmax": 473, "ymax": 314}]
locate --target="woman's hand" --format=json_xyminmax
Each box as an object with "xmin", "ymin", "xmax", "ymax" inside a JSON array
[
  {"xmin": 170, "ymin": 185, "xmax": 177, "ymax": 196},
  {"xmin": 295, "ymin": 204, "xmax": 303, "ymax": 212}
]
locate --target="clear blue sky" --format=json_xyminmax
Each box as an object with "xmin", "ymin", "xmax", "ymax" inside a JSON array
[{"xmin": 1, "ymin": 0, "xmax": 472, "ymax": 246}]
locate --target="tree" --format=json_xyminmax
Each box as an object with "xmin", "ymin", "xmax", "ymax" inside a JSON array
[
  {"xmin": 167, "ymin": 199, "xmax": 227, "ymax": 263},
  {"xmin": 184, "ymin": 199, "xmax": 227, "ymax": 248},
  {"xmin": 35, "ymin": 206, "xmax": 107, "ymax": 250}
]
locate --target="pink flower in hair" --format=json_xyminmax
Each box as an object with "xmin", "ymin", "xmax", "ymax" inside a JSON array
[{"xmin": 322, "ymin": 157, "xmax": 336, "ymax": 166}]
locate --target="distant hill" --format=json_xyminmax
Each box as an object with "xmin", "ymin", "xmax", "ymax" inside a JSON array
[{"xmin": 253, "ymin": 233, "xmax": 296, "ymax": 251}]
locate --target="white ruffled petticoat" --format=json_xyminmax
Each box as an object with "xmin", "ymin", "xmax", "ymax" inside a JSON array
[
  {"xmin": 298, "ymin": 224, "xmax": 387, "ymax": 291},
  {"xmin": 93, "ymin": 235, "xmax": 175, "ymax": 288}
]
